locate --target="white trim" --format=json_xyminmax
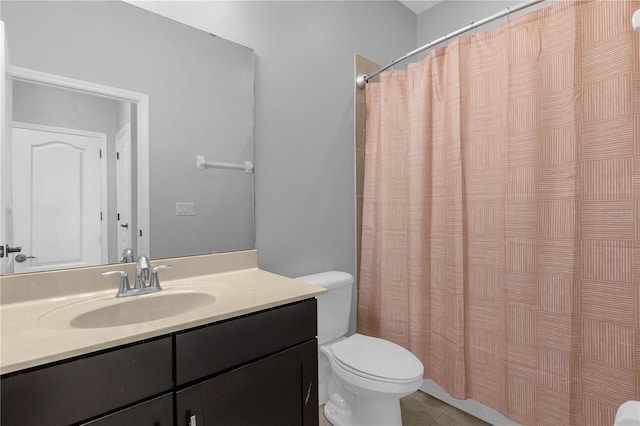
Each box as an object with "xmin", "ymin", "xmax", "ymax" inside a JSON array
[
  {"xmin": 420, "ymin": 380, "xmax": 522, "ymax": 426},
  {"xmin": 9, "ymin": 65, "xmax": 150, "ymax": 258},
  {"xmin": 99, "ymin": 135, "xmax": 108, "ymax": 263},
  {"xmin": 11, "ymin": 121, "xmax": 107, "ymax": 140},
  {"xmin": 11, "ymin": 122, "xmax": 109, "ymax": 264},
  {"xmin": 10, "ymin": 66, "xmax": 143, "ymax": 103},
  {"xmin": 137, "ymin": 96, "xmax": 150, "ymax": 256},
  {"xmin": 0, "ymin": 21, "xmax": 11, "ymax": 275},
  {"xmin": 115, "ymin": 122, "xmax": 132, "ymax": 255}
]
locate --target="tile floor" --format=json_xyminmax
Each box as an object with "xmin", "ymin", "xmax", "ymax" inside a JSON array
[{"xmin": 319, "ymin": 391, "xmax": 490, "ymax": 426}]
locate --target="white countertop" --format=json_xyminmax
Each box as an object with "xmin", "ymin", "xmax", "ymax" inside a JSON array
[{"xmin": 0, "ymin": 251, "xmax": 325, "ymax": 375}]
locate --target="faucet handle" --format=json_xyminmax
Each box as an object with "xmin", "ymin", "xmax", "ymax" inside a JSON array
[
  {"xmin": 102, "ymin": 270, "xmax": 131, "ymax": 298},
  {"xmin": 149, "ymin": 264, "xmax": 173, "ymax": 291}
]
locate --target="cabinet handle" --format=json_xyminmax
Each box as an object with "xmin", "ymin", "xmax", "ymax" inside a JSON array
[
  {"xmin": 305, "ymin": 382, "xmax": 313, "ymax": 405},
  {"xmin": 189, "ymin": 414, "xmax": 197, "ymax": 426}
]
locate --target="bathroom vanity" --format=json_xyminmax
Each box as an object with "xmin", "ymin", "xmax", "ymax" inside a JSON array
[{"xmin": 0, "ymin": 250, "xmax": 324, "ymax": 426}]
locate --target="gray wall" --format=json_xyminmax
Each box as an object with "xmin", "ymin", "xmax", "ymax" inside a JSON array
[
  {"xmin": 2, "ymin": 1, "xmax": 255, "ymax": 261},
  {"xmin": 417, "ymin": 1, "xmax": 549, "ymax": 49},
  {"xmin": 131, "ymin": 1, "xmax": 416, "ymax": 273},
  {"xmin": 5, "ymin": 0, "xmax": 416, "ymax": 333},
  {"xmin": 243, "ymin": 2, "xmax": 414, "ymax": 280},
  {"xmin": 129, "ymin": 1, "xmax": 416, "ymax": 333}
]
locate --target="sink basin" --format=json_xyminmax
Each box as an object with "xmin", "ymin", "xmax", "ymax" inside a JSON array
[
  {"xmin": 38, "ymin": 291, "xmax": 218, "ymax": 329},
  {"xmin": 69, "ymin": 292, "xmax": 216, "ymax": 328}
]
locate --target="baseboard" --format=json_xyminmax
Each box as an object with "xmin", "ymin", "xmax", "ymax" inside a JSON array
[{"xmin": 420, "ymin": 379, "xmax": 521, "ymax": 426}]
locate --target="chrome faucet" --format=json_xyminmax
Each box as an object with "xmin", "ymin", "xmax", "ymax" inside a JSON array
[
  {"xmin": 121, "ymin": 248, "xmax": 134, "ymax": 263},
  {"xmin": 102, "ymin": 255, "xmax": 172, "ymax": 298},
  {"xmin": 135, "ymin": 255, "xmax": 151, "ymax": 291}
]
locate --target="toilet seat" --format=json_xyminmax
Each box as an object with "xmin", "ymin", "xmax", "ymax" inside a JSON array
[{"xmin": 331, "ymin": 334, "xmax": 423, "ymax": 384}]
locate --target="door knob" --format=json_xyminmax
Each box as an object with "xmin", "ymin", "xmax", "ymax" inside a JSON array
[
  {"xmin": 120, "ymin": 223, "xmax": 129, "ymax": 229},
  {"xmin": 15, "ymin": 254, "xmax": 35, "ymax": 263}
]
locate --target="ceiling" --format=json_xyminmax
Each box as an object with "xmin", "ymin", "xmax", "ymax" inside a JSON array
[{"xmin": 398, "ymin": 0, "xmax": 442, "ymax": 14}]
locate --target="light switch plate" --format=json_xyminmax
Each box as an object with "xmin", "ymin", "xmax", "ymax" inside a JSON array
[{"xmin": 176, "ymin": 202, "xmax": 195, "ymax": 216}]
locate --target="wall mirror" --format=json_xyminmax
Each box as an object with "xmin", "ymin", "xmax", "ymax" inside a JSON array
[{"xmin": 0, "ymin": 1, "xmax": 255, "ymax": 275}]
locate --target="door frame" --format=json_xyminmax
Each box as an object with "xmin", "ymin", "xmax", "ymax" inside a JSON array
[
  {"xmin": 11, "ymin": 122, "xmax": 109, "ymax": 264},
  {"xmin": 115, "ymin": 122, "xmax": 132, "ymax": 256},
  {"xmin": 1, "ymin": 21, "xmax": 12, "ymax": 274},
  {"xmin": 8, "ymin": 65, "xmax": 150, "ymax": 256}
]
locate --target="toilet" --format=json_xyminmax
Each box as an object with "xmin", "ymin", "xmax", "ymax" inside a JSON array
[
  {"xmin": 296, "ymin": 271, "xmax": 424, "ymax": 426},
  {"xmin": 615, "ymin": 401, "xmax": 640, "ymax": 426}
]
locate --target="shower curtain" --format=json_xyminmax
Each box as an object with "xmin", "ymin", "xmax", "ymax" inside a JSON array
[{"xmin": 358, "ymin": 1, "xmax": 640, "ymax": 425}]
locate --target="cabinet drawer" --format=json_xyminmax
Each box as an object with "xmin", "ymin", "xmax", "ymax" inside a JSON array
[
  {"xmin": 176, "ymin": 298, "xmax": 317, "ymax": 386},
  {"xmin": 82, "ymin": 393, "xmax": 173, "ymax": 426},
  {"xmin": 1, "ymin": 337, "xmax": 172, "ymax": 426}
]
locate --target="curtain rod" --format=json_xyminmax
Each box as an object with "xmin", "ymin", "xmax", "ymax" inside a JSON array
[{"xmin": 356, "ymin": 0, "xmax": 546, "ymax": 88}]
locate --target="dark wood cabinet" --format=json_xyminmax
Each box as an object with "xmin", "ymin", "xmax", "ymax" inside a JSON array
[
  {"xmin": 1, "ymin": 298, "xmax": 318, "ymax": 426},
  {"xmin": 176, "ymin": 297, "xmax": 317, "ymax": 386},
  {"xmin": 176, "ymin": 340, "xmax": 318, "ymax": 426},
  {"xmin": 0, "ymin": 337, "xmax": 172, "ymax": 426},
  {"xmin": 81, "ymin": 393, "xmax": 174, "ymax": 426}
]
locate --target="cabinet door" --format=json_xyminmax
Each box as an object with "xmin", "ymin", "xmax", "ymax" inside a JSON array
[
  {"xmin": 81, "ymin": 393, "xmax": 173, "ymax": 426},
  {"xmin": 176, "ymin": 339, "xmax": 318, "ymax": 426}
]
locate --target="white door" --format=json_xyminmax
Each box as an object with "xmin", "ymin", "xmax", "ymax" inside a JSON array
[
  {"xmin": 11, "ymin": 125, "xmax": 105, "ymax": 273},
  {"xmin": 0, "ymin": 22, "xmax": 13, "ymax": 274},
  {"xmin": 116, "ymin": 123, "xmax": 132, "ymax": 256}
]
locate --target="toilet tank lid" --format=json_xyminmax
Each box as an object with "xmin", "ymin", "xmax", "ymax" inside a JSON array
[{"xmin": 295, "ymin": 271, "xmax": 353, "ymax": 289}]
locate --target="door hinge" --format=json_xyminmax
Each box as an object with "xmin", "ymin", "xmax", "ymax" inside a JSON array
[
  {"xmin": 117, "ymin": 152, "xmax": 120, "ymax": 160},
  {"xmin": 0, "ymin": 245, "xmax": 4, "ymax": 258},
  {"xmin": 100, "ymin": 212, "xmax": 103, "ymax": 221},
  {"xmin": 99, "ymin": 149, "xmax": 102, "ymax": 159},
  {"xmin": 117, "ymin": 213, "xmax": 120, "ymax": 221}
]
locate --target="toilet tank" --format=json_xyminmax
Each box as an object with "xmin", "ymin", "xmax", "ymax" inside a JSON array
[{"xmin": 295, "ymin": 271, "xmax": 353, "ymax": 345}]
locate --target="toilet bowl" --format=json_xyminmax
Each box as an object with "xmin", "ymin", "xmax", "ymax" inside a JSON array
[
  {"xmin": 615, "ymin": 401, "xmax": 640, "ymax": 426},
  {"xmin": 320, "ymin": 334, "xmax": 423, "ymax": 426},
  {"xmin": 296, "ymin": 271, "xmax": 424, "ymax": 426}
]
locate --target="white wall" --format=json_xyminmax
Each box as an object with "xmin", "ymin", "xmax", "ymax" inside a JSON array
[{"xmin": 131, "ymin": 1, "xmax": 417, "ymax": 332}]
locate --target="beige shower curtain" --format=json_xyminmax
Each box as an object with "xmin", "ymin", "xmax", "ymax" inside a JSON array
[{"xmin": 358, "ymin": 1, "xmax": 640, "ymax": 425}]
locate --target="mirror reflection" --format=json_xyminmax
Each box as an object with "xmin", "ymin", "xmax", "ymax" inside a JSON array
[
  {"xmin": 11, "ymin": 81, "xmax": 139, "ymax": 274},
  {"xmin": 1, "ymin": 0, "xmax": 255, "ymax": 275}
]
